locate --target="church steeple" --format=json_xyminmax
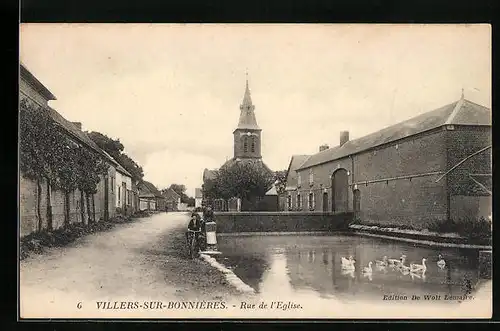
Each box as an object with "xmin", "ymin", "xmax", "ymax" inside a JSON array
[
  {"xmin": 237, "ymin": 74, "xmax": 260, "ymax": 130},
  {"xmin": 233, "ymin": 74, "xmax": 262, "ymax": 159}
]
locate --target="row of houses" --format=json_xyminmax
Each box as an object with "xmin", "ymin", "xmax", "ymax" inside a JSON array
[
  {"xmin": 19, "ymin": 64, "xmax": 181, "ymax": 237},
  {"xmin": 282, "ymin": 94, "xmax": 492, "ymax": 229}
]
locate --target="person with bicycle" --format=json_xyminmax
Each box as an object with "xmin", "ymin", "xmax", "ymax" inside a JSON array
[{"xmin": 186, "ymin": 212, "xmax": 203, "ymax": 253}]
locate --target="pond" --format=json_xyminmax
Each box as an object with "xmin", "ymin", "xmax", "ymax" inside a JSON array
[{"xmin": 215, "ymin": 233, "xmax": 486, "ymax": 305}]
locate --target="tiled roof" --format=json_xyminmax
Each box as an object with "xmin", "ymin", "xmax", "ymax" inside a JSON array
[
  {"xmin": 285, "ymin": 155, "xmax": 310, "ymax": 189},
  {"xmin": 162, "ymin": 187, "xmax": 180, "ymax": 199},
  {"xmin": 297, "ymin": 98, "xmax": 491, "ymax": 170},
  {"xmin": 99, "ymin": 149, "xmax": 133, "ymax": 177},
  {"xmin": 47, "ymin": 107, "xmax": 114, "ymax": 163},
  {"xmin": 266, "ymin": 186, "xmax": 278, "ymax": 195},
  {"xmin": 139, "ymin": 180, "xmax": 163, "ymax": 198},
  {"xmin": 20, "ymin": 63, "xmax": 57, "ymax": 101}
]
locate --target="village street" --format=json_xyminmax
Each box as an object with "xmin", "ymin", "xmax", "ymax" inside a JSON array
[{"xmin": 20, "ymin": 212, "xmax": 242, "ymax": 317}]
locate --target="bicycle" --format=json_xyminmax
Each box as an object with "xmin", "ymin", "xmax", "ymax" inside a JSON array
[{"xmin": 186, "ymin": 229, "xmax": 202, "ymax": 259}]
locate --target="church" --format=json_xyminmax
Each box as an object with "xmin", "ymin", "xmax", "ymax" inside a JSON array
[{"xmin": 201, "ymin": 77, "xmax": 273, "ymax": 211}]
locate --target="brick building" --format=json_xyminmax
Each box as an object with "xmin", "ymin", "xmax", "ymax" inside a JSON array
[
  {"xmin": 288, "ymin": 95, "xmax": 491, "ymax": 229},
  {"xmin": 284, "ymin": 155, "xmax": 311, "ymax": 211},
  {"xmin": 19, "ymin": 64, "xmax": 117, "ymax": 237}
]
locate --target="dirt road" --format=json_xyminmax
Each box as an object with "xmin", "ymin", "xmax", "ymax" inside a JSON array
[{"xmin": 20, "ymin": 212, "xmax": 242, "ymax": 317}]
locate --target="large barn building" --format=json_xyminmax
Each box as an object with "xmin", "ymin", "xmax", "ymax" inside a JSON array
[{"xmin": 287, "ymin": 95, "xmax": 491, "ymax": 229}]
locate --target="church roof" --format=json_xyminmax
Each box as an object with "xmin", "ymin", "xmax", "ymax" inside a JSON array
[
  {"xmin": 297, "ymin": 98, "xmax": 491, "ymax": 171},
  {"xmin": 236, "ymin": 77, "xmax": 260, "ymax": 131}
]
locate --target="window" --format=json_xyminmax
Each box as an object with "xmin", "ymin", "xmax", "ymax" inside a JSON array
[
  {"xmin": 118, "ymin": 186, "xmax": 121, "ymax": 205},
  {"xmin": 308, "ymin": 192, "xmax": 315, "ymax": 210},
  {"xmin": 110, "ymin": 176, "xmax": 114, "ymax": 192},
  {"xmin": 297, "ymin": 173, "xmax": 302, "ymax": 187},
  {"xmin": 243, "ymin": 136, "xmax": 248, "ymax": 152},
  {"xmin": 287, "ymin": 195, "xmax": 292, "ymax": 210},
  {"xmin": 309, "ymin": 169, "xmax": 314, "ymax": 186},
  {"xmin": 297, "ymin": 194, "xmax": 301, "ymax": 210},
  {"xmin": 251, "ymin": 137, "xmax": 255, "ymax": 152}
]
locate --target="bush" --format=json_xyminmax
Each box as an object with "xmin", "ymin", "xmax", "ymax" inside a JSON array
[{"xmin": 427, "ymin": 217, "xmax": 491, "ymax": 242}]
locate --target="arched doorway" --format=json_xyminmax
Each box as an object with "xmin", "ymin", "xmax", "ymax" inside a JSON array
[
  {"xmin": 322, "ymin": 192, "xmax": 328, "ymax": 212},
  {"xmin": 331, "ymin": 168, "xmax": 349, "ymax": 213},
  {"xmin": 353, "ymin": 189, "xmax": 361, "ymax": 219}
]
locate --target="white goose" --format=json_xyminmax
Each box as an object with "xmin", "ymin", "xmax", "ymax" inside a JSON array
[
  {"xmin": 363, "ymin": 261, "xmax": 373, "ymax": 274},
  {"xmin": 388, "ymin": 255, "xmax": 406, "ymax": 267},
  {"xmin": 437, "ymin": 255, "xmax": 446, "ymax": 270},
  {"xmin": 410, "ymin": 258, "xmax": 427, "ymax": 273},
  {"xmin": 410, "ymin": 270, "xmax": 427, "ymax": 282},
  {"xmin": 375, "ymin": 256, "xmax": 388, "ymax": 267},
  {"xmin": 397, "ymin": 256, "xmax": 411, "ymax": 274},
  {"xmin": 341, "ymin": 256, "xmax": 356, "ymax": 270}
]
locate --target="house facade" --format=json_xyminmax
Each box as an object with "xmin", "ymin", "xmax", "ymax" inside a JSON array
[
  {"xmin": 114, "ymin": 163, "xmax": 134, "ymax": 215},
  {"xmin": 163, "ymin": 188, "xmax": 181, "ymax": 211},
  {"xmin": 288, "ymin": 96, "xmax": 491, "ymax": 229},
  {"xmin": 195, "ymin": 188, "xmax": 203, "ymax": 209},
  {"xmin": 138, "ymin": 180, "xmax": 165, "ymax": 211},
  {"xmin": 284, "ymin": 155, "xmax": 311, "ymax": 211},
  {"xmin": 19, "ymin": 64, "xmax": 116, "ymax": 237}
]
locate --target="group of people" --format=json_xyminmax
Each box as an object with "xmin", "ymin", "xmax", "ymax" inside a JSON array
[
  {"xmin": 186, "ymin": 207, "xmax": 216, "ymax": 251},
  {"xmin": 187, "ymin": 207, "xmax": 215, "ymax": 232}
]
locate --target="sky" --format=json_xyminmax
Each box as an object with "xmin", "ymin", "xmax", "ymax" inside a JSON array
[{"xmin": 20, "ymin": 24, "xmax": 491, "ymax": 197}]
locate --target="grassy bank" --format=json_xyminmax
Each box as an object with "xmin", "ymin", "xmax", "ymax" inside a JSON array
[
  {"xmin": 350, "ymin": 216, "xmax": 492, "ymax": 246},
  {"xmin": 152, "ymin": 221, "xmax": 246, "ymax": 300},
  {"xmin": 20, "ymin": 214, "xmax": 142, "ymax": 260}
]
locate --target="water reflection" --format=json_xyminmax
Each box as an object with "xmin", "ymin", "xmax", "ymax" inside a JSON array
[{"xmin": 216, "ymin": 234, "xmax": 484, "ymax": 303}]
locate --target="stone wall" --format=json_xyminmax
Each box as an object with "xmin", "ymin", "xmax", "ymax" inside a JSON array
[
  {"xmin": 213, "ymin": 211, "xmax": 353, "ymax": 233},
  {"xmin": 20, "ymin": 169, "xmax": 113, "ymax": 238}
]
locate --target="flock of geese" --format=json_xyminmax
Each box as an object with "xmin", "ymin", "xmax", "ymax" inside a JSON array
[{"xmin": 340, "ymin": 254, "xmax": 447, "ymax": 280}]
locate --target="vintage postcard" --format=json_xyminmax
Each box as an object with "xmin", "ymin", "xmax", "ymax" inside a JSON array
[{"xmin": 19, "ymin": 23, "xmax": 492, "ymax": 319}]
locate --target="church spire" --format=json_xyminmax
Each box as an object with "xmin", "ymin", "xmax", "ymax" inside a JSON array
[
  {"xmin": 237, "ymin": 73, "xmax": 260, "ymax": 130},
  {"xmin": 241, "ymin": 71, "xmax": 253, "ymax": 108}
]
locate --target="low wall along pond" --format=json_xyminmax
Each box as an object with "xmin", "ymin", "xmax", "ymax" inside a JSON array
[{"xmin": 213, "ymin": 211, "xmax": 353, "ymax": 233}]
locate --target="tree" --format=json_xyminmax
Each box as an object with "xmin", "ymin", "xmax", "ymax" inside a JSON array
[
  {"xmin": 20, "ymin": 100, "xmax": 110, "ymax": 230},
  {"xmin": 207, "ymin": 160, "xmax": 274, "ymax": 210},
  {"xmin": 168, "ymin": 184, "xmax": 187, "ymax": 196},
  {"xmin": 87, "ymin": 131, "xmax": 144, "ymax": 181},
  {"xmin": 117, "ymin": 153, "xmax": 144, "ymax": 181},
  {"xmin": 19, "ymin": 99, "xmax": 61, "ymax": 231},
  {"xmin": 87, "ymin": 131, "xmax": 124, "ymax": 160},
  {"xmin": 274, "ymin": 170, "xmax": 288, "ymax": 195},
  {"xmin": 163, "ymin": 184, "xmax": 194, "ymax": 204}
]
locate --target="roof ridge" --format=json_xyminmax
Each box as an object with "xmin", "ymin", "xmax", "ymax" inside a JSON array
[{"xmin": 444, "ymin": 98, "xmax": 465, "ymax": 125}]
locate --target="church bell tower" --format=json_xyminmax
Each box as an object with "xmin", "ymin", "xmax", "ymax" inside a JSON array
[{"xmin": 233, "ymin": 74, "xmax": 262, "ymax": 160}]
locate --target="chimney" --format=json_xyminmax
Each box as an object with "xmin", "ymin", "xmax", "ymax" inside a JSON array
[
  {"xmin": 319, "ymin": 144, "xmax": 329, "ymax": 152},
  {"xmin": 340, "ymin": 131, "xmax": 349, "ymax": 147},
  {"xmin": 72, "ymin": 122, "xmax": 82, "ymax": 131}
]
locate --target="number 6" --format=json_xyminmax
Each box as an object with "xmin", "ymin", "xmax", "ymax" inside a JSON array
[{"xmin": 77, "ymin": 302, "xmax": 82, "ymax": 309}]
